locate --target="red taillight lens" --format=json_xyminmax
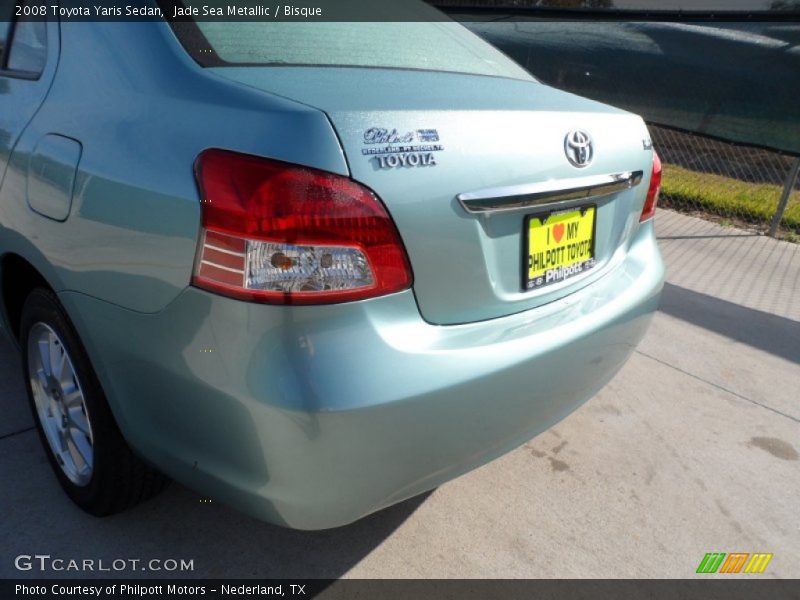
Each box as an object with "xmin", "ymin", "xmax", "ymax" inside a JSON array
[
  {"xmin": 192, "ymin": 149, "xmax": 413, "ymax": 304},
  {"xmin": 640, "ymin": 151, "xmax": 662, "ymax": 223}
]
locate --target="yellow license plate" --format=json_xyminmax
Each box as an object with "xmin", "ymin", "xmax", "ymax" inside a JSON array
[{"xmin": 525, "ymin": 206, "xmax": 596, "ymax": 290}]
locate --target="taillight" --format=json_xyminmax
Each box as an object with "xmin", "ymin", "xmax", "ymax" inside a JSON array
[
  {"xmin": 192, "ymin": 149, "xmax": 412, "ymax": 304},
  {"xmin": 640, "ymin": 151, "xmax": 662, "ymax": 222}
]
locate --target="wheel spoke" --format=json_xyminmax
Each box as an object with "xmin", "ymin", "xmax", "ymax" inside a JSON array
[
  {"xmin": 67, "ymin": 432, "xmax": 93, "ymax": 470},
  {"xmin": 49, "ymin": 396, "xmax": 61, "ymax": 418},
  {"xmin": 42, "ymin": 409, "xmax": 59, "ymax": 439},
  {"xmin": 68, "ymin": 407, "xmax": 91, "ymax": 438},
  {"xmin": 38, "ymin": 338, "xmax": 52, "ymax": 377},
  {"xmin": 56, "ymin": 427, "xmax": 69, "ymax": 453},
  {"xmin": 49, "ymin": 336, "xmax": 65, "ymax": 380},
  {"xmin": 65, "ymin": 437, "xmax": 83, "ymax": 470},
  {"xmin": 62, "ymin": 386, "xmax": 84, "ymax": 409},
  {"xmin": 34, "ymin": 368, "xmax": 49, "ymax": 392},
  {"xmin": 54, "ymin": 349, "xmax": 68, "ymax": 382}
]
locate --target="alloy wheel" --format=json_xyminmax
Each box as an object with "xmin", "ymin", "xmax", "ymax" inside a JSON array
[{"xmin": 27, "ymin": 322, "xmax": 94, "ymax": 486}]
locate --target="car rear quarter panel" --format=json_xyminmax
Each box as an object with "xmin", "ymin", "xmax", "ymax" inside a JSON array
[{"xmin": 0, "ymin": 22, "xmax": 347, "ymax": 314}]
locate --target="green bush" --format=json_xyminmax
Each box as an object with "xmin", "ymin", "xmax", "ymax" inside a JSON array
[{"xmin": 660, "ymin": 164, "xmax": 800, "ymax": 233}]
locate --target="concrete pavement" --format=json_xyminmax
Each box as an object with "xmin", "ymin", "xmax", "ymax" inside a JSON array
[{"xmin": 0, "ymin": 209, "xmax": 798, "ymax": 578}]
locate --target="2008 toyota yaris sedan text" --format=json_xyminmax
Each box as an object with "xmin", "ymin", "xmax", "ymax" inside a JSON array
[{"xmin": 0, "ymin": 9, "xmax": 663, "ymax": 529}]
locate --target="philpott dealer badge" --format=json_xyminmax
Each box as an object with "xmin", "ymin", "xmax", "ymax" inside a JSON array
[{"xmin": 362, "ymin": 127, "xmax": 444, "ymax": 169}]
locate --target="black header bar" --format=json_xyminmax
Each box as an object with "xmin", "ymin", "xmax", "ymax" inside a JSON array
[{"xmin": 8, "ymin": 0, "xmax": 800, "ymax": 22}]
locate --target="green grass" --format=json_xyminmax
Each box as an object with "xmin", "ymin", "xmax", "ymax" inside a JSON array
[
  {"xmin": 660, "ymin": 164, "xmax": 800, "ymax": 233},
  {"xmin": 782, "ymin": 231, "xmax": 800, "ymax": 243}
]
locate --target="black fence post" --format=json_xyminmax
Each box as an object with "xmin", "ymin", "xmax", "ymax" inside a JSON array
[{"xmin": 769, "ymin": 158, "xmax": 800, "ymax": 238}]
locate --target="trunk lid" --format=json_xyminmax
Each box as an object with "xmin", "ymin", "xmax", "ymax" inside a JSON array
[{"xmin": 212, "ymin": 67, "xmax": 654, "ymax": 325}]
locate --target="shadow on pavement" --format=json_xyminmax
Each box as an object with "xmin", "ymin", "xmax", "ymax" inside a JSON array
[
  {"xmin": 0, "ymin": 337, "xmax": 33, "ymax": 438},
  {"xmin": 660, "ymin": 282, "xmax": 800, "ymax": 364}
]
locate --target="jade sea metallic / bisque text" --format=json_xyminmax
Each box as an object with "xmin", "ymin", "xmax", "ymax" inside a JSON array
[{"xmin": 171, "ymin": 4, "xmax": 323, "ymax": 17}]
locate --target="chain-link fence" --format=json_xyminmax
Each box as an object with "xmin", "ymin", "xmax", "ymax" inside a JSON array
[
  {"xmin": 431, "ymin": 3, "xmax": 800, "ymax": 240},
  {"xmin": 650, "ymin": 125, "xmax": 800, "ymax": 241}
]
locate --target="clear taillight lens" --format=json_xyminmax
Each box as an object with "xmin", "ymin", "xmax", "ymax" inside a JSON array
[
  {"xmin": 640, "ymin": 151, "xmax": 662, "ymax": 222},
  {"xmin": 192, "ymin": 149, "xmax": 412, "ymax": 304}
]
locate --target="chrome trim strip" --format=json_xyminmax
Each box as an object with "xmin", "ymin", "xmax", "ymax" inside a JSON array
[{"xmin": 457, "ymin": 171, "xmax": 644, "ymax": 215}]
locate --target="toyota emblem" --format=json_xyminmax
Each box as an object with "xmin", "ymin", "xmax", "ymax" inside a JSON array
[{"xmin": 564, "ymin": 130, "xmax": 594, "ymax": 168}]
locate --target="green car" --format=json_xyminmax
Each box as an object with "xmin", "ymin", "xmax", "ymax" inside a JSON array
[{"xmin": 0, "ymin": 14, "xmax": 663, "ymax": 529}]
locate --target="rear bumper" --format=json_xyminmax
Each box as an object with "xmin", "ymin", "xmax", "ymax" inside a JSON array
[{"xmin": 60, "ymin": 221, "xmax": 663, "ymax": 530}]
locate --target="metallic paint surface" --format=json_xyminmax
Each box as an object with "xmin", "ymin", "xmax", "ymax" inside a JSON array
[
  {"xmin": 215, "ymin": 66, "xmax": 656, "ymax": 325},
  {"xmin": 0, "ymin": 21, "xmax": 664, "ymax": 529},
  {"xmin": 59, "ymin": 222, "xmax": 662, "ymax": 529}
]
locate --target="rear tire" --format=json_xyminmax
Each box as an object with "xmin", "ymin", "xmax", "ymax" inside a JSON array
[{"xmin": 20, "ymin": 288, "xmax": 169, "ymax": 516}]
